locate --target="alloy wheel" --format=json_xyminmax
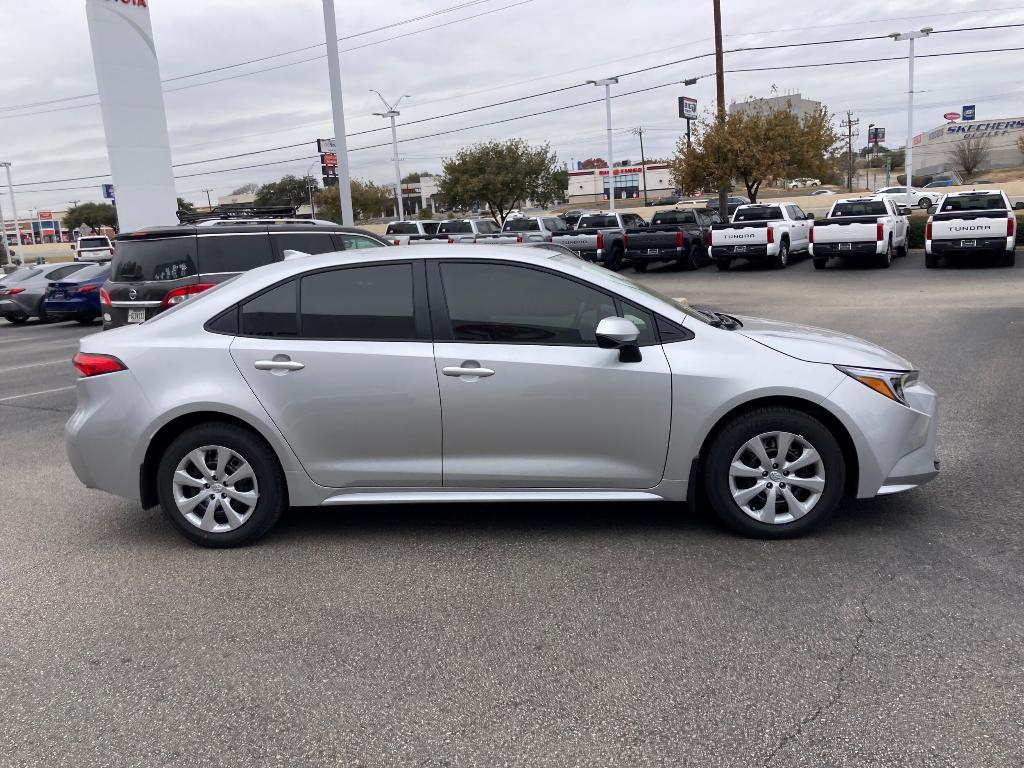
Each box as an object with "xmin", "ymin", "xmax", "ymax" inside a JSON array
[
  {"xmin": 172, "ymin": 445, "xmax": 260, "ymax": 532},
  {"xmin": 728, "ymin": 431, "xmax": 825, "ymax": 524}
]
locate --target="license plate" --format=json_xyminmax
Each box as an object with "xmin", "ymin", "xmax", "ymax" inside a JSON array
[
  {"xmin": 51, "ymin": 291, "xmax": 65, "ymax": 299},
  {"xmin": 127, "ymin": 308, "xmax": 147, "ymax": 324},
  {"xmin": 733, "ymin": 245, "xmax": 746, "ymax": 252},
  {"xmin": 838, "ymin": 243, "xmax": 852, "ymax": 250},
  {"xmin": 961, "ymin": 239, "xmax": 976, "ymax": 247},
  {"xmin": 647, "ymin": 248, "xmax": 659, "ymax": 255}
]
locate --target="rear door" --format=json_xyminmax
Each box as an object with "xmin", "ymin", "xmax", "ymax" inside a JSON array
[
  {"xmin": 229, "ymin": 261, "xmax": 441, "ymax": 488},
  {"xmin": 270, "ymin": 231, "xmax": 341, "ymax": 259}
]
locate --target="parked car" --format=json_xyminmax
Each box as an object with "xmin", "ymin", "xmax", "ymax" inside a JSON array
[
  {"xmin": 559, "ymin": 210, "xmax": 586, "ymax": 228},
  {"xmin": 710, "ymin": 203, "xmax": 812, "ymax": 270},
  {"xmin": 103, "ymin": 222, "xmax": 387, "ymax": 329},
  {"xmin": 809, "ymin": 196, "xmax": 910, "ymax": 269},
  {"xmin": 551, "ymin": 211, "xmax": 647, "ymax": 269},
  {"xmin": 0, "ymin": 262, "xmax": 91, "ymax": 324},
  {"xmin": 705, "ymin": 196, "xmax": 751, "ymax": 217},
  {"xmin": 623, "ymin": 208, "xmax": 719, "ymax": 271},
  {"xmin": 395, "ymin": 218, "xmax": 502, "ymax": 245},
  {"xmin": 384, "ymin": 220, "xmax": 441, "ymax": 245},
  {"xmin": 811, "ymin": 189, "xmax": 836, "ymax": 196},
  {"xmin": 491, "ymin": 215, "xmax": 570, "ymax": 244},
  {"xmin": 652, "ymin": 194, "xmax": 681, "ymax": 206},
  {"xmin": 923, "ymin": 179, "xmax": 954, "ymax": 189},
  {"xmin": 787, "ymin": 178, "xmax": 821, "ymax": 189},
  {"xmin": 925, "ymin": 189, "xmax": 1016, "ymax": 268},
  {"xmin": 874, "ymin": 186, "xmax": 934, "ymax": 210},
  {"xmin": 73, "ymin": 235, "xmax": 114, "ymax": 262},
  {"xmin": 43, "ymin": 262, "xmax": 111, "ymax": 324},
  {"xmin": 66, "ymin": 244, "xmax": 939, "ymax": 547}
]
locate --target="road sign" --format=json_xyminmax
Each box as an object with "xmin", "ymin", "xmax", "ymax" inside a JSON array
[
  {"xmin": 322, "ymin": 176, "xmax": 338, "ymax": 187},
  {"xmin": 943, "ymin": 112, "xmax": 961, "ymax": 122},
  {"xmin": 321, "ymin": 152, "xmax": 337, "ymax": 168},
  {"xmin": 317, "ymin": 138, "xmax": 336, "ymax": 153},
  {"xmin": 962, "ymin": 105, "xmax": 976, "ymax": 121},
  {"xmin": 101, "ymin": 183, "xmax": 115, "ymax": 199},
  {"xmin": 678, "ymin": 96, "xmax": 697, "ymax": 120},
  {"xmin": 867, "ymin": 127, "xmax": 885, "ymax": 144}
]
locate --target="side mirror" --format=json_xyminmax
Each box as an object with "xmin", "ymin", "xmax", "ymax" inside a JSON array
[
  {"xmin": 805, "ymin": 213, "xmax": 815, "ymax": 220},
  {"xmin": 898, "ymin": 206, "xmax": 912, "ymax": 216},
  {"xmin": 927, "ymin": 205, "xmax": 938, "ymax": 215},
  {"xmin": 596, "ymin": 316, "xmax": 642, "ymax": 363}
]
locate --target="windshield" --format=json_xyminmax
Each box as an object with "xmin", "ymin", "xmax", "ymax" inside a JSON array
[
  {"xmin": 111, "ymin": 236, "xmax": 197, "ymax": 282},
  {"xmin": 577, "ymin": 215, "xmax": 617, "ymax": 229},
  {"xmin": 734, "ymin": 207, "xmax": 783, "ymax": 222},
  {"xmin": 551, "ymin": 254, "xmax": 712, "ymax": 324},
  {"xmin": 940, "ymin": 194, "xmax": 1007, "ymax": 212},
  {"xmin": 502, "ymin": 218, "xmax": 541, "ymax": 232},
  {"xmin": 831, "ymin": 201, "xmax": 887, "ymax": 217},
  {"xmin": 78, "ymin": 237, "xmax": 110, "ymax": 249}
]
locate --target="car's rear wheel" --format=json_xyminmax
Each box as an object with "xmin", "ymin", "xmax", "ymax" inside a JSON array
[
  {"xmin": 157, "ymin": 423, "xmax": 287, "ymax": 547},
  {"xmin": 716, "ymin": 258, "xmax": 731, "ymax": 271},
  {"xmin": 876, "ymin": 238, "xmax": 893, "ymax": 268},
  {"xmin": 812, "ymin": 257, "xmax": 827, "ymax": 270},
  {"xmin": 772, "ymin": 241, "xmax": 789, "ymax": 270},
  {"xmin": 704, "ymin": 407, "xmax": 845, "ymax": 538},
  {"xmin": 4, "ymin": 314, "xmax": 27, "ymax": 324}
]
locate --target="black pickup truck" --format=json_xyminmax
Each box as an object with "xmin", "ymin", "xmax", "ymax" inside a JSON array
[{"xmin": 623, "ymin": 208, "xmax": 720, "ymax": 271}]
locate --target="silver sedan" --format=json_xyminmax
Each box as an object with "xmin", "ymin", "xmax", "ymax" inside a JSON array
[
  {"xmin": 66, "ymin": 246, "xmax": 939, "ymax": 546},
  {"xmin": 0, "ymin": 262, "xmax": 92, "ymax": 323}
]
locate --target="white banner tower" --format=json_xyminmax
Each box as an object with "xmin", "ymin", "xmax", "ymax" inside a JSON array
[{"xmin": 86, "ymin": 0, "xmax": 178, "ymax": 231}]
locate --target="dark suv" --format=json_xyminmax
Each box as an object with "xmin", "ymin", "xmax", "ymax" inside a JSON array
[{"xmin": 103, "ymin": 223, "xmax": 387, "ymax": 329}]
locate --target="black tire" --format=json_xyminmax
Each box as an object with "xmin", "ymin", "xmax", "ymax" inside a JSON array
[
  {"xmin": 716, "ymin": 258, "xmax": 731, "ymax": 271},
  {"xmin": 605, "ymin": 245, "xmax": 624, "ymax": 271},
  {"xmin": 685, "ymin": 243, "xmax": 702, "ymax": 270},
  {"xmin": 75, "ymin": 313, "xmax": 97, "ymax": 325},
  {"xmin": 896, "ymin": 240, "xmax": 908, "ymax": 257},
  {"xmin": 5, "ymin": 314, "xmax": 27, "ymax": 324},
  {"xmin": 156, "ymin": 422, "xmax": 287, "ymax": 547},
  {"xmin": 812, "ymin": 257, "xmax": 827, "ymax": 270},
  {"xmin": 36, "ymin": 300, "xmax": 51, "ymax": 324},
  {"xmin": 918, "ymin": 197, "xmax": 932, "ymax": 210},
  {"xmin": 772, "ymin": 240, "xmax": 789, "ymax": 270},
  {"xmin": 999, "ymin": 250, "xmax": 1016, "ymax": 267},
  {"xmin": 633, "ymin": 259, "xmax": 648, "ymax": 273},
  {"xmin": 703, "ymin": 407, "xmax": 846, "ymax": 538},
  {"xmin": 925, "ymin": 252, "xmax": 939, "ymax": 269},
  {"xmin": 876, "ymin": 238, "xmax": 893, "ymax": 269}
]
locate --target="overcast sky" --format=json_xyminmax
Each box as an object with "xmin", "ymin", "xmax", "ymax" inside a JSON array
[{"xmin": 1, "ymin": 0, "xmax": 1022, "ymax": 214}]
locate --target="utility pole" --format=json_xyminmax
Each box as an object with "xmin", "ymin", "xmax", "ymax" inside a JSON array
[
  {"xmin": 712, "ymin": 0, "xmax": 728, "ymax": 217},
  {"xmin": 0, "ymin": 162, "xmax": 21, "ymax": 251},
  {"xmin": 322, "ymin": 0, "xmax": 354, "ymax": 226},
  {"xmin": 202, "ymin": 188, "xmax": 213, "ymax": 208},
  {"xmin": 306, "ymin": 179, "xmax": 317, "ymax": 218},
  {"xmin": 891, "ymin": 28, "xmax": 932, "ymax": 208},
  {"xmin": 588, "ymin": 78, "xmax": 619, "ymax": 210},
  {"xmin": 372, "ymin": 90, "xmax": 410, "ymax": 221},
  {"xmin": 0, "ymin": 190, "xmax": 7, "ymax": 266},
  {"xmin": 631, "ymin": 127, "xmax": 649, "ymax": 206},
  {"xmin": 841, "ymin": 112, "xmax": 859, "ymax": 192}
]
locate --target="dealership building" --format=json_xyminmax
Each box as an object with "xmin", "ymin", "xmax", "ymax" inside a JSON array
[
  {"xmin": 912, "ymin": 116, "xmax": 1024, "ymax": 177},
  {"xmin": 564, "ymin": 163, "xmax": 675, "ymax": 206}
]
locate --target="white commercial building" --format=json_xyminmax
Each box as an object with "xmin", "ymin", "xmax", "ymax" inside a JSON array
[
  {"xmin": 564, "ymin": 163, "xmax": 675, "ymax": 206},
  {"xmin": 912, "ymin": 116, "xmax": 1024, "ymax": 177},
  {"xmin": 729, "ymin": 92, "xmax": 823, "ymax": 121}
]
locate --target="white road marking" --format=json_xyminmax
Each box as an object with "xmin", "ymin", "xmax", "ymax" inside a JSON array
[
  {"xmin": 0, "ymin": 385, "xmax": 76, "ymax": 403},
  {"xmin": 0, "ymin": 359, "xmax": 70, "ymax": 373}
]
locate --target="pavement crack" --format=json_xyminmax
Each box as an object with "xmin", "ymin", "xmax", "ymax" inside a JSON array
[{"xmin": 763, "ymin": 600, "xmax": 875, "ymax": 766}]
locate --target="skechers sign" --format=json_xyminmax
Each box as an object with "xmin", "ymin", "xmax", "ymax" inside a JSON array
[{"xmin": 946, "ymin": 119, "xmax": 1024, "ymax": 136}]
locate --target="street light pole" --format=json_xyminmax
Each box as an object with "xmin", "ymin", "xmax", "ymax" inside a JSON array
[
  {"xmin": 891, "ymin": 27, "xmax": 931, "ymax": 209},
  {"xmin": 588, "ymin": 77, "xmax": 619, "ymax": 210},
  {"xmin": 372, "ymin": 91, "xmax": 411, "ymax": 221},
  {"xmin": 0, "ymin": 162, "xmax": 21, "ymax": 250},
  {"xmin": 321, "ymin": 0, "xmax": 354, "ymax": 226}
]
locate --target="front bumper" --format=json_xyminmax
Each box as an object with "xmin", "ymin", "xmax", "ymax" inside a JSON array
[{"xmin": 826, "ymin": 376, "xmax": 939, "ymax": 498}]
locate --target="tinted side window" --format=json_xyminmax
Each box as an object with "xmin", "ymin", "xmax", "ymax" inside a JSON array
[
  {"xmin": 476, "ymin": 221, "xmax": 499, "ymax": 234},
  {"xmin": 338, "ymin": 233, "xmax": 384, "ymax": 250},
  {"xmin": 198, "ymin": 234, "xmax": 274, "ymax": 274},
  {"xmin": 240, "ymin": 280, "xmax": 297, "ymax": 337},
  {"xmin": 440, "ymin": 262, "xmax": 615, "ymax": 345},
  {"xmin": 386, "ymin": 222, "xmax": 418, "ymax": 235},
  {"xmin": 300, "ymin": 264, "xmax": 415, "ymax": 340},
  {"xmin": 49, "ymin": 264, "xmax": 87, "ymax": 280},
  {"xmin": 271, "ymin": 233, "xmax": 338, "ymax": 258},
  {"xmin": 422, "ymin": 222, "xmax": 440, "ymax": 235}
]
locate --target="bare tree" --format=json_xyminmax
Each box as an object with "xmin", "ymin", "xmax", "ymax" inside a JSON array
[
  {"xmin": 948, "ymin": 135, "xmax": 991, "ymax": 180},
  {"xmin": 1017, "ymin": 133, "xmax": 1024, "ymax": 157}
]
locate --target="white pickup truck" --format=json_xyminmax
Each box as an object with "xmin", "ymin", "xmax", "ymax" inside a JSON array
[
  {"xmin": 391, "ymin": 218, "xmax": 502, "ymax": 245},
  {"xmin": 709, "ymin": 202, "xmax": 812, "ymax": 270},
  {"xmin": 384, "ymin": 219, "xmax": 440, "ymax": 245},
  {"xmin": 925, "ymin": 190, "xmax": 1017, "ymax": 268},
  {"xmin": 809, "ymin": 196, "xmax": 910, "ymax": 269}
]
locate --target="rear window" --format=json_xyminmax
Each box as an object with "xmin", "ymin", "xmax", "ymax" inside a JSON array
[
  {"xmin": 438, "ymin": 221, "xmax": 471, "ymax": 234},
  {"xmin": 652, "ymin": 211, "xmax": 697, "ymax": 225},
  {"xmin": 577, "ymin": 215, "xmax": 617, "ymax": 229},
  {"xmin": 939, "ymin": 194, "xmax": 1007, "ymax": 212},
  {"xmin": 386, "ymin": 222, "xmax": 419, "ymax": 235},
  {"xmin": 831, "ymin": 201, "xmax": 887, "ymax": 217},
  {"xmin": 111, "ymin": 236, "xmax": 197, "ymax": 282},
  {"xmin": 5, "ymin": 268, "xmax": 43, "ymax": 283},
  {"xmin": 476, "ymin": 220, "xmax": 500, "ymax": 234},
  {"xmin": 198, "ymin": 233, "xmax": 274, "ymax": 274},
  {"xmin": 78, "ymin": 237, "xmax": 110, "ymax": 249},
  {"xmin": 733, "ymin": 207, "xmax": 783, "ymax": 222},
  {"xmin": 502, "ymin": 219, "xmax": 541, "ymax": 232}
]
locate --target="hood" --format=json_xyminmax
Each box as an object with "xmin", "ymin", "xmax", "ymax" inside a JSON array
[{"xmin": 735, "ymin": 315, "xmax": 914, "ymax": 370}]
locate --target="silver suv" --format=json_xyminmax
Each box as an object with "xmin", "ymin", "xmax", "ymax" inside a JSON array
[{"xmin": 67, "ymin": 245, "xmax": 938, "ymax": 547}]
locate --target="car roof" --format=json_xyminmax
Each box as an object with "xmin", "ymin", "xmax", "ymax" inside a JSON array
[
  {"xmin": 943, "ymin": 189, "xmax": 1003, "ymax": 197},
  {"xmin": 116, "ymin": 223, "xmax": 381, "ymax": 241}
]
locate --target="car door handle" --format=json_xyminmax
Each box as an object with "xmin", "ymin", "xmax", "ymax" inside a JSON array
[
  {"xmin": 254, "ymin": 359, "xmax": 305, "ymax": 371},
  {"xmin": 442, "ymin": 365, "xmax": 495, "ymax": 377}
]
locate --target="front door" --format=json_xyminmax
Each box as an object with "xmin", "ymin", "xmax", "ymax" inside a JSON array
[
  {"xmin": 430, "ymin": 260, "xmax": 672, "ymax": 489},
  {"xmin": 230, "ymin": 262, "xmax": 441, "ymax": 488}
]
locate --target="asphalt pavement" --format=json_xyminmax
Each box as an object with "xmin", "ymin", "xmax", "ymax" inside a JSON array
[{"xmin": 1, "ymin": 250, "xmax": 1021, "ymax": 767}]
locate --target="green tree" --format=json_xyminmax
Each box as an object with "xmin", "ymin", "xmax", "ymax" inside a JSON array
[
  {"xmin": 176, "ymin": 197, "xmax": 195, "ymax": 214},
  {"xmin": 63, "ymin": 202, "xmax": 118, "ymax": 232},
  {"xmin": 418, "ymin": 205, "xmax": 435, "ymax": 220},
  {"xmin": 254, "ymin": 175, "xmax": 315, "ymax": 208},
  {"xmin": 671, "ymin": 104, "xmax": 840, "ymax": 202},
  {"xmin": 401, "ymin": 171, "xmax": 430, "ymax": 183},
  {"xmin": 437, "ymin": 139, "xmax": 566, "ymax": 223},
  {"xmin": 314, "ymin": 179, "xmax": 394, "ymax": 223}
]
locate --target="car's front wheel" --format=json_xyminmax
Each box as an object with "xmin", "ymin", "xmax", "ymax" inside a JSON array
[
  {"xmin": 704, "ymin": 407, "xmax": 845, "ymax": 538},
  {"xmin": 156, "ymin": 423, "xmax": 287, "ymax": 547}
]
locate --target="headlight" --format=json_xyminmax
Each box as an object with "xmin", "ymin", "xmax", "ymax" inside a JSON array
[{"xmin": 835, "ymin": 366, "xmax": 918, "ymax": 406}]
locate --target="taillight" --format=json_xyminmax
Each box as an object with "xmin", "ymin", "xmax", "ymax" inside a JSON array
[
  {"xmin": 447, "ymin": 238, "xmax": 454, "ymax": 244},
  {"xmin": 100, "ymin": 287, "xmax": 111, "ymax": 308},
  {"xmin": 925, "ymin": 220, "xmax": 932, "ymax": 240},
  {"xmin": 516, "ymin": 235, "xmax": 524, "ymax": 243},
  {"xmin": 766, "ymin": 227, "xmax": 775, "ymax": 244},
  {"xmin": 706, "ymin": 229, "xmax": 712, "ymax": 247},
  {"xmin": 676, "ymin": 230, "xmax": 684, "ymax": 247},
  {"xmin": 77, "ymin": 285, "xmax": 98, "ymax": 294},
  {"xmin": 160, "ymin": 283, "xmax": 214, "ymax": 308},
  {"xmin": 392, "ymin": 239, "xmax": 400, "ymax": 245},
  {"xmin": 597, "ymin": 233, "xmax": 605, "ymax": 250},
  {"xmin": 808, "ymin": 226, "xmax": 814, "ymax": 243},
  {"xmin": 1, "ymin": 287, "xmax": 25, "ymax": 297},
  {"xmin": 623, "ymin": 234, "xmax": 629, "ymax": 248},
  {"xmin": 876, "ymin": 222, "xmax": 884, "ymax": 241},
  {"xmin": 72, "ymin": 352, "xmax": 126, "ymax": 377},
  {"xmin": 1008, "ymin": 217, "xmax": 1016, "ymax": 237}
]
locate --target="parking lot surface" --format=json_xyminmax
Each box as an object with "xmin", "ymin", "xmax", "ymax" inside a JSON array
[{"xmin": 1, "ymin": 250, "xmax": 1021, "ymax": 767}]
